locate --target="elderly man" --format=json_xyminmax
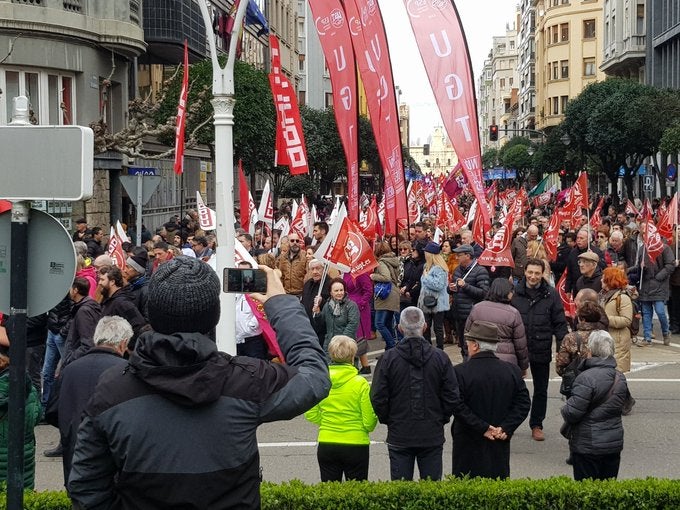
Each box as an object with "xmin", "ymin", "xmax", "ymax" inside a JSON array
[
  {"xmin": 574, "ymin": 251, "xmax": 603, "ymax": 295},
  {"xmin": 47, "ymin": 316, "xmax": 132, "ymax": 487},
  {"xmin": 370, "ymin": 306, "xmax": 461, "ymax": 481},
  {"xmin": 565, "ymin": 228, "xmax": 605, "ymax": 297},
  {"xmin": 301, "ymin": 259, "xmax": 331, "ymax": 345},
  {"xmin": 452, "ymin": 321, "xmax": 531, "ymax": 479},
  {"xmin": 606, "ymin": 231, "xmax": 628, "ymax": 268}
]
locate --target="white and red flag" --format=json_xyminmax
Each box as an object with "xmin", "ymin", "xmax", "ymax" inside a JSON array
[
  {"xmin": 656, "ymin": 192, "xmax": 677, "ymax": 243},
  {"xmin": 173, "ymin": 40, "xmax": 189, "ymax": 175},
  {"xmin": 238, "ymin": 161, "xmax": 258, "ymax": 234},
  {"xmin": 257, "ymin": 180, "xmax": 274, "ymax": 226},
  {"xmin": 196, "ymin": 191, "xmax": 217, "ymax": 231},
  {"xmin": 478, "ymin": 208, "xmax": 515, "ymax": 268},
  {"xmin": 557, "ymin": 270, "xmax": 576, "ymax": 318},
  {"xmin": 407, "ymin": 182, "xmax": 421, "ymax": 224},
  {"xmin": 642, "ymin": 213, "xmax": 666, "ymax": 261},
  {"xmin": 329, "ymin": 218, "xmax": 378, "ymax": 279},
  {"xmin": 269, "ymin": 35, "xmax": 308, "ymax": 175},
  {"xmin": 625, "ymin": 199, "xmax": 640, "ymax": 217},
  {"xmin": 589, "ymin": 196, "xmax": 605, "ymax": 230},
  {"xmin": 542, "ymin": 212, "xmax": 562, "ymax": 262},
  {"xmin": 308, "ymin": 0, "xmax": 359, "ymax": 221},
  {"xmin": 107, "ymin": 227, "xmax": 127, "ymax": 270},
  {"xmin": 359, "ymin": 195, "xmax": 379, "ymax": 242},
  {"xmin": 290, "ymin": 201, "xmax": 307, "ymax": 241}
]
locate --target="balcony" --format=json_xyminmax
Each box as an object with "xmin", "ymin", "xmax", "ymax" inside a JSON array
[
  {"xmin": 0, "ymin": 0, "xmax": 146, "ymax": 57},
  {"xmin": 601, "ymin": 35, "xmax": 646, "ymax": 78},
  {"xmin": 142, "ymin": 0, "xmax": 207, "ymax": 64}
]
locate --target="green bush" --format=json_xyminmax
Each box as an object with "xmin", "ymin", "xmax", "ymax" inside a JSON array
[{"xmin": 2, "ymin": 478, "xmax": 680, "ymax": 509}]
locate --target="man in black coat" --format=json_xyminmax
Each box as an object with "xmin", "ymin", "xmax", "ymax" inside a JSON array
[
  {"xmin": 62, "ymin": 277, "xmax": 102, "ymax": 367},
  {"xmin": 46, "ymin": 316, "xmax": 130, "ymax": 487},
  {"xmin": 370, "ymin": 306, "xmax": 462, "ymax": 481},
  {"xmin": 452, "ymin": 321, "xmax": 531, "ymax": 479},
  {"xmin": 301, "ymin": 259, "xmax": 331, "ymax": 346},
  {"xmin": 511, "ymin": 258, "xmax": 568, "ymax": 441},
  {"xmin": 565, "ymin": 228, "xmax": 606, "ymax": 297},
  {"xmin": 99, "ymin": 265, "xmax": 147, "ymax": 347}
]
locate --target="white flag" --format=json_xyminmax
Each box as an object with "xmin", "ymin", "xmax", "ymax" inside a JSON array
[
  {"xmin": 314, "ymin": 203, "xmax": 350, "ymax": 273},
  {"xmin": 115, "ymin": 221, "xmax": 130, "ymax": 243},
  {"xmin": 328, "ymin": 196, "xmax": 340, "ymax": 225},
  {"xmin": 257, "ymin": 180, "xmax": 274, "ymax": 224},
  {"xmin": 196, "ymin": 191, "xmax": 217, "ymax": 231}
]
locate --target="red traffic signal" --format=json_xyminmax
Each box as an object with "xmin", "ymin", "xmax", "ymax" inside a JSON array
[
  {"xmin": 489, "ymin": 124, "xmax": 499, "ymax": 141},
  {"xmin": 559, "ymin": 169, "xmax": 567, "ymax": 177}
]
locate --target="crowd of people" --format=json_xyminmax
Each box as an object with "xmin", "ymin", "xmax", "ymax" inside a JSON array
[{"xmin": 0, "ymin": 191, "xmax": 672, "ymax": 503}]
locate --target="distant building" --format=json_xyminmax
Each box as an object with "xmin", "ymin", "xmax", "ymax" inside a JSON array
[
  {"xmin": 409, "ymin": 127, "xmax": 458, "ymax": 178},
  {"xmin": 601, "ymin": 0, "xmax": 646, "ymax": 82},
  {"xmin": 647, "ymin": 0, "xmax": 680, "ymax": 88}
]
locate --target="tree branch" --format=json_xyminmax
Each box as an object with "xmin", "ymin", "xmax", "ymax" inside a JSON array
[{"xmin": 0, "ymin": 33, "xmax": 21, "ymax": 66}]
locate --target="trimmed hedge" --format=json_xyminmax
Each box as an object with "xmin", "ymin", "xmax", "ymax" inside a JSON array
[{"xmin": 3, "ymin": 478, "xmax": 680, "ymax": 509}]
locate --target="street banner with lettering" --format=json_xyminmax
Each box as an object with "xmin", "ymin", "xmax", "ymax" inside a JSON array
[
  {"xmin": 173, "ymin": 40, "xmax": 189, "ymax": 175},
  {"xmin": 404, "ymin": 0, "xmax": 489, "ymax": 231},
  {"xmin": 269, "ymin": 35, "xmax": 309, "ymax": 175},
  {"xmin": 196, "ymin": 191, "xmax": 217, "ymax": 231},
  {"xmin": 342, "ymin": 0, "xmax": 407, "ymax": 234},
  {"xmin": 309, "ymin": 0, "xmax": 359, "ymax": 221}
]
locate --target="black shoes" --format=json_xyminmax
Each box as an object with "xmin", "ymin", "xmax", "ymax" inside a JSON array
[
  {"xmin": 359, "ymin": 366, "xmax": 372, "ymax": 375},
  {"xmin": 43, "ymin": 444, "xmax": 63, "ymax": 457}
]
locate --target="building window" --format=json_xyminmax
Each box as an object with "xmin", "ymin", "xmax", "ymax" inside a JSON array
[
  {"xmin": 550, "ymin": 25, "xmax": 559, "ymax": 44},
  {"xmin": 561, "ymin": 23, "xmax": 569, "ymax": 42},
  {"xmin": 298, "ymin": 90, "xmax": 306, "ymax": 107},
  {"xmin": 509, "ymin": 77, "xmax": 514, "ymax": 86},
  {"xmin": 583, "ymin": 19, "xmax": 596, "ymax": 39},
  {"xmin": 552, "ymin": 97, "xmax": 559, "ymax": 115},
  {"xmin": 325, "ymin": 92, "xmax": 333, "ymax": 109},
  {"xmin": 561, "ymin": 60, "xmax": 569, "ymax": 78},
  {"xmin": 298, "ymin": 54, "xmax": 305, "ymax": 72},
  {"xmin": 561, "ymin": 95, "xmax": 568, "ymax": 113},
  {"xmin": 500, "ymin": 78, "xmax": 506, "ymax": 88},
  {"xmin": 552, "ymin": 62, "xmax": 559, "ymax": 80},
  {"xmin": 584, "ymin": 58, "xmax": 596, "ymax": 77},
  {"xmin": 636, "ymin": 4, "xmax": 644, "ymax": 33}
]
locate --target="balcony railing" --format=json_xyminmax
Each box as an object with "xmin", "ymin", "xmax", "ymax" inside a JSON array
[
  {"xmin": 129, "ymin": 0, "xmax": 140, "ymax": 25},
  {"xmin": 63, "ymin": 0, "xmax": 82, "ymax": 12}
]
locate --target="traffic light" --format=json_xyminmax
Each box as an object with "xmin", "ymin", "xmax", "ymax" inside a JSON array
[
  {"xmin": 489, "ymin": 124, "xmax": 498, "ymax": 141},
  {"xmin": 559, "ymin": 169, "xmax": 566, "ymax": 177}
]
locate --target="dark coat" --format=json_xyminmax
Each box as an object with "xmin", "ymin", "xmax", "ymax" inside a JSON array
[
  {"xmin": 636, "ymin": 244, "xmax": 674, "ymax": 302},
  {"xmin": 565, "ymin": 244, "xmax": 606, "ymax": 296},
  {"xmin": 561, "ymin": 356, "xmax": 628, "ymax": 456},
  {"xmin": 401, "ymin": 256, "xmax": 424, "ymax": 305},
  {"xmin": 551, "ymin": 242, "xmax": 571, "ymax": 281},
  {"xmin": 511, "ymin": 235, "xmax": 528, "ymax": 279},
  {"xmin": 126, "ymin": 275, "xmax": 149, "ymax": 321},
  {"xmin": 47, "ymin": 295, "xmax": 72, "ymax": 335},
  {"xmin": 575, "ymin": 266, "xmax": 603, "ymax": 295},
  {"xmin": 302, "ymin": 277, "xmax": 331, "ymax": 344},
  {"xmin": 511, "ymin": 279, "xmax": 569, "ymax": 364},
  {"xmin": 63, "ymin": 297, "xmax": 102, "ymax": 366},
  {"xmin": 465, "ymin": 301, "xmax": 529, "ymax": 370},
  {"xmin": 100, "ymin": 287, "xmax": 147, "ymax": 338},
  {"xmin": 370, "ymin": 335, "xmax": 461, "ymax": 448},
  {"xmin": 46, "ymin": 348, "xmax": 127, "ymax": 484},
  {"xmin": 450, "ymin": 262, "xmax": 490, "ymax": 320},
  {"xmin": 68, "ymin": 295, "xmax": 330, "ymax": 510},
  {"xmin": 452, "ymin": 351, "xmax": 531, "ymax": 479}
]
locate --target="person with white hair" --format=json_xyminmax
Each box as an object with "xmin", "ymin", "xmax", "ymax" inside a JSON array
[
  {"xmin": 370, "ymin": 306, "xmax": 461, "ymax": 481},
  {"xmin": 46, "ymin": 315, "xmax": 132, "ymax": 488},
  {"xmin": 561, "ymin": 330, "xmax": 629, "ymax": 480}
]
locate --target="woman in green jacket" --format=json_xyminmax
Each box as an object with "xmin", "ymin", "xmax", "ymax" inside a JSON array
[
  {"xmin": 0, "ymin": 349, "xmax": 42, "ymax": 489},
  {"xmin": 313, "ymin": 278, "xmax": 360, "ymax": 354},
  {"xmin": 305, "ymin": 335, "xmax": 378, "ymax": 481}
]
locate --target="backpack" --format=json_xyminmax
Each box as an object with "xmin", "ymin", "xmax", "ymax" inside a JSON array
[{"xmin": 616, "ymin": 289, "xmax": 640, "ymax": 337}]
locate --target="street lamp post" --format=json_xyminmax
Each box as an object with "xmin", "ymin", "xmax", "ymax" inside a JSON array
[
  {"xmin": 197, "ymin": 0, "xmax": 250, "ymax": 354},
  {"xmin": 561, "ymin": 132, "xmax": 571, "ymax": 186}
]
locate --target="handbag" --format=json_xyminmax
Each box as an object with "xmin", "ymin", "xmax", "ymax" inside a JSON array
[
  {"xmin": 374, "ymin": 282, "xmax": 392, "ymax": 300},
  {"xmin": 559, "ymin": 334, "xmax": 582, "ymax": 397},
  {"xmin": 423, "ymin": 294, "xmax": 438, "ymax": 309}
]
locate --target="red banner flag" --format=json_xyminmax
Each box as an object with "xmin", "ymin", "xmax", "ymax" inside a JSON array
[
  {"xmin": 572, "ymin": 172, "xmax": 589, "ymax": 211},
  {"xmin": 640, "ymin": 198, "xmax": 653, "ymax": 221},
  {"xmin": 342, "ymin": 0, "xmax": 407, "ymax": 234},
  {"xmin": 269, "ymin": 35, "xmax": 309, "ymax": 175},
  {"xmin": 107, "ymin": 227, "xmax": 127, "ymax": 270},
  {"xmin": 642, "ymin": 215, "xmax": 665, "ymax": 261},
  {"xmin": 309, "ymin": 0, "xmax": 359, "ymax": 221},
  {"xmin": 359, "ymin": 195, "xmax": 379, "ymax": 241},
  {"xmin": 478, "ymin": 209, "xmax": 516, "ymax": 268},
  {"xmin": 657, "ymin": 192, "xmax": 677, "ymax": 243},
  {"xmin": 403, "ymin": 1, "xmax": 489, "ymax": 231},
  {"xmin": 624, "ymin": 199, "xmax": 639, "ymax": 217},
  {"xmin": 330, "ymin": 217, "xmax": 378, "ymax": 279},
  {"xmin": 471, "ymin": 200, "xmax": 492, "ymax": 248},
  {"xmin": 557, "ymin": 270, "xmax": 576, "ymax": 318},
  {"xmin": 589, "ymin": 196, "xmax": 605, "ymax": 230},
  {"xmin": 543, "ymin": 211, "xmax": 562, "ymax": 262},
  {"xmin": 238, "ymin": 161, "xmax": 252, "ymax": 232},
  {"xmin": 173, "ymin": 40, "xmax": 189, "ymax": 175}
]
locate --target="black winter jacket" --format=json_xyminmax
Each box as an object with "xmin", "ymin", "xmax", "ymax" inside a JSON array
[
  {"xmin": 401, "ymin": 256, "xmax": 424, "ymax": 305},
  {"xmin": 561, "ymin": 356, "xmax": 628, "ymax": 456},
  {"xmin": 511, "ymin": 279, "xmax": 568, "ymax": 364},
  {"xmin": 450, "ymin": 261, "xmax": 490, "ymax": 319},
  {"xmin": 47, "ymin": 295, "xmax": 72, "ymax": 335},
  {"xmin": 635, "ymin": 244, "xmax": 674, "ymax": 302},
  {"xmin": 68, "ymin": 295, "xmax": 330, "ymax": 510},
  {"xmin": 370, "ymin": 335, "xmax": 461, "ymax": 448},
  {"xmin": 100, "ymin": 287, "xmax": 147, "ymax": 338},
  {"xmin": 565, "ymin": 244, "xmax": 606, "ymax": 296},
  {"xmin": 63, "ymin": 297, "xmax": 101, "ymax": 366}
]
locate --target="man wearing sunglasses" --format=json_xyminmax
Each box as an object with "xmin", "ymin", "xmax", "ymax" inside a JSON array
[{"xmin": 277, "ymin": 234, "xmax": 307, "ymax": 297}]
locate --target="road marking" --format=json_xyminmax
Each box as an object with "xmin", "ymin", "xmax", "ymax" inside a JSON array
[{"xmin": 259, "ymin": 441, "xmax": 384, "ymax": 448}]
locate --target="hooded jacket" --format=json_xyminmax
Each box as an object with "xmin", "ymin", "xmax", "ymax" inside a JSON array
[
  {"xmin": 370, "ymin": 335, "xmax": 461, "ymax": 448},
  {"xmin": 68, "ymin": 295, "xmax": 330, "ymax": 510},
  {"xmin": 371, "ymin": 254, "xmax": 401, "ymax": 312},
  {"xmin": 305, "ymin": 363, "xmax": 377, "ymax": 445}
]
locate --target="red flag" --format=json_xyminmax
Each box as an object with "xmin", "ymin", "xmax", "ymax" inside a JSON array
[
  {"xmin": 173, "ymin": 40, "xmax": 189, "ymax": 175},
  {"xmin": 625, "ymin": 199, "xmax": 639, "ymax": 217},
  {"xmin": 657, "ymin": 193, "xmax": 678, "ymax": 243},
  {"xmin": 309, "ymin": 1, "xmax": 359, "ymax": 221},
  {"xmin": 359, "ymin": 195, "xmax": 379, "ymax": 241},
  {"xmin": 107, "ymin": 227, "xmax": 127, "ymax": 270},
  {"xmin": 642, "ymin": 216, "xmax": 665, "ymax": 261},
  {"xmin": 238, "ymin": 161, "xmax": 251, "ymax": 232},
  {"xmin": 269, "ymin": 35, "xmax": 309, "ymax": 175},
  {"xmin": 407, "ymin": 183, "xmax": 420, "ymax": 224},
  {"xmin": 533, "ymin": 191, "xmax": 552, "ymax": 208},
  {"xmin": 640, "ymin": 198, "xmax": 652, "ymax": 221},
  {"xmin": 543, "ymin": 212, "xmax": 562, "ymax": 262},
  {"xmin": 329, "ymin": 218, "xmax": 378, "ymax": 279},
  {"xmin": 343, "ymin": 0, "xmax": 407, "ymax": 234},
  {"xmin": 478, "ymin": 210, "xmax": 515, "ymax": 268},
  {"xmin": 572, "ymin": 172, "xmax": 589, "ymax": 210},
  {"xmin": 290, "ymin": 202, "xmax": 307, "ymax": 241},
  {"xmin": 589, "ymin": 197, "xmax": 605, "ymax": 230},
  {"xmin": 472, "ymin": 200, "xmax": 491, "ymax": 247},
  {"xmin": 557, "ymin": 270, "xmax": 576, "ymax": 318},
  {"xmin": 0, "ymin": 201, "xmax": 11, "ymax": 214},
  {"xmin": 443, "ymin": 163, "xmax": 467, "ymax": 200}
]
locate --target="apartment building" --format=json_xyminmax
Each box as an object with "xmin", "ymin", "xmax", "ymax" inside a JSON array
[
  {"xmin": 517, "ymin": 0, "xmax": 538, "ymax": 132},
  {"xmin": 647, "ymin": 0, "xmax": 680, "ymax": 88},
  {"xmin": 601, "ymin": 0, "xmax": 646, "ymax": 81}
]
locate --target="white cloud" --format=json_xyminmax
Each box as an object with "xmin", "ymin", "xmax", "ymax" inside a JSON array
[{"xmin": 378, "ymin": 1, "xmax": 519, "ymax": 145}]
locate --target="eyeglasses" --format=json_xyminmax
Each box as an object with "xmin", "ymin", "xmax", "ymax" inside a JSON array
[
  {"xmin": 289, "ymin": 239, "xmax": 301, "ymax": 243},
  {"xmin": 399, "ymin": 248, "xmax": 411, "ymax": 252}
]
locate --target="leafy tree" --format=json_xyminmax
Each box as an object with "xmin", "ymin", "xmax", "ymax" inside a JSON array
[
  {"xmin": 482, "ymin": 148, "xmax": 499, "ymax": 169},
  {"xmin": 660, "ymin": 123, "xmax": 680, "ymax": 157},
  {"xmin": 501, "ymin": 144, "xmax": 532, "ymax": 183}
]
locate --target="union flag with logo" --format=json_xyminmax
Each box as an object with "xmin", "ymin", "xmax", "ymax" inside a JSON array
[
  {"xmin": 328, "ymin": 217, "xmax": 377, "ymax": 279},
  {"xmin": 478, "ymin": 209, "xmax": 515, "ymax": 268},
  {"xmin": 557, "ymin": 270, "xmax": 576, "ymax": 318}
]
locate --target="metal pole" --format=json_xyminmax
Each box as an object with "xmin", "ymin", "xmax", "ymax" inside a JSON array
[
  {"xmin": 137, "ymin": 173, "xmax": 143, "ymax": 247},
  {"xmin": 197, "ymin": 0, "xmax": 249, "ymax": 355}
]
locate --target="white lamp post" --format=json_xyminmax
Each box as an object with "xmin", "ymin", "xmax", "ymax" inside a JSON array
[{"xmin": 197, "ymin": 0, "xmax": 250, "ymax": 354}]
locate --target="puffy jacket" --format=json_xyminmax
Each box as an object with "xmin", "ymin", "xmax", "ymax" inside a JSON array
[
  {"xmin": 465, "ymin": 301, "xmax": 528, "ymax": 370},
  {"xmin": 63, "ymin": 296, "xmax": 102, "ymax": 366},
  {"xmin": 561, "ymin": 356, "xmax": 628, "ymax": 456},
  {"xmin": 636, "ymin": 244, "xmax": 674, "ymax": 302},
  {"xmin": 0, "ymin": 370, "xmax": 41, "ymax": 489},
  {"xmin": 305, "ymin": 363, "xmax": 377, "ymax": 445},
  {"xmin": 318, "ymin": 296, "xmax": 360, "ymax": 351},
  {"xmin": 511, "ymin": 278, "xmax": 568, "ymax": 364},
  {"xmin": 68, "ymin": 295, "xmax": 331, "ymax": 510},
  {"xmin": 370, "ymin": 335, "xmax": 461, "ymax": 448},
  {"xmin": 47, "ymin": 295, "xmax": 73, "ymax": 334},
  {"xmin": 418, "ymin": 265, "xmax": 450, "ymax": 313},
  {"xmin": 450, "ymin": 261, "xmax": 490, "ymax": 319},
  {"xmin": 371, "ymin": 254, "xmax": 401, "ymax": 312}
]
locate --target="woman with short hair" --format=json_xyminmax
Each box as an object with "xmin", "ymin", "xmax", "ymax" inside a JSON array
[
  {"xmin": 600, "ymin": 267, "xmax": 633, "ymax": 372},
  {"xmin": 305, "ymin": 335, "xmax": 378, "ymax": 481}
]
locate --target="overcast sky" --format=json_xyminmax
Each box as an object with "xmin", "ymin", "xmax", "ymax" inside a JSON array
[{"xmin": 378, "ymin": 1, "xmax": 519, "ymax": 145}]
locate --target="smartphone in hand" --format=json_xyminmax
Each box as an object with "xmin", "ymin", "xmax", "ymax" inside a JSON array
[{"xmin": 223, "ymin": 268, "xmax": 268, "ymax": 293}]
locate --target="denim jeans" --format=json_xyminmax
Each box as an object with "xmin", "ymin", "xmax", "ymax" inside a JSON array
[
  {"xmin": 641, "ymin": 300, "xmax": 669, "ymax": 341},
  {"xmin": 41, "ymin": 331, "xmax": 65, "ymax": 409},
  {"xmin": 375, "ymin": 310, "xmax": 396, "ymax": 349}
]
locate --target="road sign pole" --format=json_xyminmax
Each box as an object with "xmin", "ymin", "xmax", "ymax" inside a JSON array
[{"xmin": 137, "ymin": 173, "xmax": 144, "ymax": 247}]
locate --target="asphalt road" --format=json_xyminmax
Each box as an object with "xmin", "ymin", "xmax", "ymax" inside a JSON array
[{"xmin": 34, "ymin": 333, "xmax": 680, "ymax": 492}]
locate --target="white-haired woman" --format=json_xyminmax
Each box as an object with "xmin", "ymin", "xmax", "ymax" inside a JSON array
[
  {"xmin": 304, "ymin": 335, "xmax": 378, "ymax": 481},
  {"xmin": 560, "ymin": 330, "xmax": 629, "ymax": 480}
]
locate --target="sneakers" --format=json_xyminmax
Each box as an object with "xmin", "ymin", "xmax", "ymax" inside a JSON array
[
  {"xmin": 359, "ymin": 366, "xmax": 372, "ymax": 375},
  {"xmin": 663, "ymin": 333, "xmax": 671, "ymax": 346},
  {"xmin": 43, "ymin": 444, "xmax": 63, "ymax": 457},
  {"xmin": 531, "ymin": 427, "xmax": 545, "ymax": 441},
  {"xmin": 638, "ymin": 339, "xmax": 652, "ymax": 347}
]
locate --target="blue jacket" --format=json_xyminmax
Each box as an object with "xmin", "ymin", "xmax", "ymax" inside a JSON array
[{"xmin": 418, "ymin": 265, "xmax": 450, "ymax": 313}]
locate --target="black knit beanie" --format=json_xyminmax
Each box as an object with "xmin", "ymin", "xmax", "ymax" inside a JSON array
[{"xmin": 147, "ymin": 256, "xmax": 221, "ymax": 335}]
